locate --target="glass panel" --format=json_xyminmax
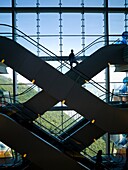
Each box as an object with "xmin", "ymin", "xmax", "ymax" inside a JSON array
[
  {"xmin": 62, "ymin": 0, "xmax": 81, "ymax": 7},
  {"xmin": 17, "ymin": 13, "xmax": 36, "ymax": 35},
  {"xmin": 0, "ymin": 14, "xmax": 12, "ymax": 37},
  {"xmin": 0, "ymin": 0, "xmax": 11, "ymax": 7},
  {"xmin": 39, "ymin": 37, "xmax": 59, "ymax": 56},
  {"xmin": 16, "ymin": 13, "xmax": 37, "ymax": 54},
  {"xmin": 108, "ymin": 0, "xmax": 125, "ymax": 7},
  {"xmin": 85, "ymin": 13, "xmax": 104, "ymax": 36},
  {"xmin": 63, "ymin": 13, "xmax": 81, "ymax": 34},
  {"xmin": 62, "ymin": 0, "xmax": 103, "ymax": 7},
  {"xmin": 16, "ymin": 0, "xmax": 37, "ymax": 7},
  {"xmin": 62, "ymin": 13, "xmax": 82, "ymax": 55},
  {"xmin": 84, "ymin": 0, "xmax": 103, "ymax": 7},
  {"xmin": 84, "ymin": 36, "xmax": 105, "ymax": 56},
  {"xmin": 109, "ymin": 13, "xmax": 125, "ymax": 43},
  {"xmin": 84, "ymin": 13, "xmax": 104, "ymax": 55},
  {"xmin": 40, "ymin": 14, "xmax": 59, "ymax": 35},
  {"xmin": 40, "ymin": 0, "xmax": 59, "ymax": 7},
  {"xmin": 39, "ymin": 13, "xmax": 59, "ymax": 57},
  {"xmin": 109, "ymin": 13, "xmax": 125, "ymax": 34},
  {"xmin": 63, "ymin": 37, "xmax": 81, "ymax": 56}
]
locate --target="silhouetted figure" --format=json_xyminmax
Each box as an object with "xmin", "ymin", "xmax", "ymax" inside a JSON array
[
  {"xmin": 69, "ymin": 49, "xmax": 78, "ymax": 69},
  {"xmin": 95, "ymin": 150, "xmax": 104, "ymax": 170},
  {"xmin": 116, "ymin": 31, "xmax": 128, "ymax": 44}
]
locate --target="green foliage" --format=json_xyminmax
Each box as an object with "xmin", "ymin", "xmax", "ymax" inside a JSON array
[
  {"xmin": 17, "ymin": 83, "xmax": 37, "ymax": 103},
  {"xmin": 85, "ymin": 136, "xmax": 114, "ymax": 157},
  {"xmin": 0, "ymin": 75, "xmax": 13, "ymax": 93},
  {"xmin": 0, "ymin": 75, "xmax": 37, "ymax": 103},
  {"xmin": 86, "ymin": 137, "xmax": 106, "ymax": 157},
  {"xmin": 35, "ymin": 111, "xmax": 76, "ymax": 135}
]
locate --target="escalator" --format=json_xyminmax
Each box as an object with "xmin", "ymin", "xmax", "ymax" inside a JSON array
[
  {"xmin": 0, "ymin": 37, "xmax": 128, "ymax": 132},
  {"xmin": 59, "ymin": 44, "xmax": 128, "ymax": 151},
  {"xmin": 0, "ymin": 113, "xmax": 87, "ymax": 170},
  {"xmin": 0, "ymin": 37, "xmax": 128, "ymax": 128},
  {"xmin": 0, "ymin": 36, "xmax": 128, "ymax": 168},
  {"xmin": 24, "ymin": 44, "xmax": 127, "ymax": 114},
  {"xmin": 66, "ymin": 44, "xmax": 127, "ymax": 84},
  {"xmin": 0, "ymin": 100, "xmax": 111, "ymax": 170}
]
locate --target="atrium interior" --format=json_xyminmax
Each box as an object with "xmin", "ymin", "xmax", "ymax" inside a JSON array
[{"xmin": 0, "ymin": 0, "xmax": 128, "ymax": 169}]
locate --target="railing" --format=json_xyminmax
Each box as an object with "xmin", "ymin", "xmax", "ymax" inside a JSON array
[
  {"xmin": 82, "ymin": 143, "xmax": 125, "ymax": 170},
  {"xmin": 0, "ymin": 24, "xmax": 126, "ymax": 150},
  {"xmin": 0, "ymin": 24, "xmax": 124, "ymax": 137},
  {"xmin": 0, "ymin": 95, "xmax": 84, "ymax": 140},
  {"xmin": 0, "ymin": 24, "xmax": 120, "ymax": 102},
  {"xmin": 0, "ymin": 91, "xmax": 126, "ymax": 169},
  {"xmin": 0, "ymin": 24, "xmax": 106, "ymax": 128}
]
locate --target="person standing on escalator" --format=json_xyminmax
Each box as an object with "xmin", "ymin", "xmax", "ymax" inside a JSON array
[
  {"xmin": 95, "ymin": 150, "xmax": 104, "ymax": 170},
  {"xmin": 69, "ymin": 49, "xmax": 78, "ymax": 69}
]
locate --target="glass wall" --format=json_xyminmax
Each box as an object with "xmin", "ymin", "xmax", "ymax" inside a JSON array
[
  {"xmin": 0, "ymin": 0, "xmax": 127, "ymax": 119},
  {"xmin": 0, "ymin": 0, "xmax": 128, "ymax": 156}
]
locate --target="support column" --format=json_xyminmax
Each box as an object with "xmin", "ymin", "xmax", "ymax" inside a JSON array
[
  {"xmin": 12, "ymin": 0, "xmax": 17, "ymax": 103},
  {"xmin": 59, "ymin": 0, "xmax": 64, "ymax": 131},
  {"xmin": 124, "ymin": 0, "xmax": 128, "ymax": 32},
  {"xmin": 36, "ymin": 0, "xmax": 41, "ymax": 93},
  {"xmin": 81, "ymin": 0, "xmax": 85, "ymax": 56},
  {"xmin": 104, "ymin": 0, "xmax": 110, "ymax": 156},
  {"xmin": 36, "ymin": 0, "xmax": 40, "ymax": 57}
]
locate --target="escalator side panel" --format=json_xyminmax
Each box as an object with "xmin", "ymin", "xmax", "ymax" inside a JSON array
[
  {"xmin": 24, "ymin": 90, "xmax": 58, "ymax": 115},
  {"xmin": 68, "ymin": 124, "xmax": 105, "ymax": 151}
]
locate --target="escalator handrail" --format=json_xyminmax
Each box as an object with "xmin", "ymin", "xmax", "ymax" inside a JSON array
[
  {"xmin": 0, "ymin": 23, "xmax": 58, "ymax": 58},
  {"xmin": 0, "ymin": 24, "xmax": 118, "ymax": 102}
]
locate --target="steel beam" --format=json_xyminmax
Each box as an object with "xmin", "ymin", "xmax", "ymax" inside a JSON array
[{"xmin": 0, "ymin": 7, "xmax": 128, "ymax": 13}]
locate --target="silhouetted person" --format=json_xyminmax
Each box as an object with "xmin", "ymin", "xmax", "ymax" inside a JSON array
[
  {"xmin": 69, "ymin": 49, "xmax": 78, "ymax": 69},
  {"xmin": 95, "ymin": 150, "xmax": 104, "ymax": 170},
  {"xmin": 116, "ymin": 31, "xmax": 128, "ymax": 44}
]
